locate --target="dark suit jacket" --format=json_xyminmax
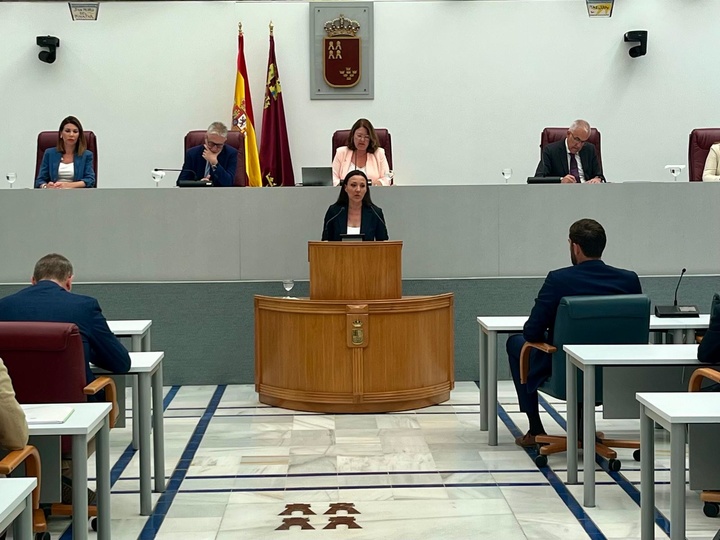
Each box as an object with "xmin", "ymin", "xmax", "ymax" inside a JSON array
[
  {"xmin": 523, "ymin": 259, "xmax": 642, "ymax": 392},
  {"xmin": 0, "ymin": 281, "xmax": 131, "ymax": 385},
  {"xmin": 698, "ymin": 293, "xmax": 720, "ymax": 365},
  {"xmin": 535, "ymin": 139, "xmax": 605, "ymax": 182},
  {"xmin": 177, "ymin": 144, "xmax": 238, "ymax": 187},
  {"xmin": 321, "ymin": 203, "xmax": 389, "ymax": 241}
]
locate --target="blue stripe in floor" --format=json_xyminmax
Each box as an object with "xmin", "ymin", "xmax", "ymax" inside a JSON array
[
  {"xmin": 59, "ymin": 385, "xmax": 181, "ymax": 540},
  {"xmin": 137, "ymin": 385, "xmax": 226, "ymax": 540},
  {"xmin": 496, "ymin": 401, "xmax": 607, "ymax": 540},
  {"xmin": 538, "ymin": 394, "xmax": 672, "ymax": 536}
]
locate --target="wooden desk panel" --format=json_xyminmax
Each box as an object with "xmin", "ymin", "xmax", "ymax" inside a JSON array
[{"xmin": 254, "ymin": 294, "xmax": 454, "ymax": 412}]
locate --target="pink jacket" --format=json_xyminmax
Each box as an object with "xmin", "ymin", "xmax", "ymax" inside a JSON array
[{"xmin": 332, "ymin": 146, "xmax": 390, "ymax": 186}]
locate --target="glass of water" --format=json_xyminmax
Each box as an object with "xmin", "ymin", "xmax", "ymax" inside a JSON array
[
  {"xmin": 501, "ymin": 168, "xmax": 513, "ymax": 183},
  {"xmin": 282, "ymin": 279, "xmax": 294, "ymax": 298},
  {"xmin": 6, "ymin": 173, "xmax": 17, "ymax": 188}
]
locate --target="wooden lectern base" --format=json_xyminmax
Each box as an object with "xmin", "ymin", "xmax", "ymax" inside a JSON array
[{"xmin": 254, "ymin": 294, "xmax": 454, "ymax": 413}]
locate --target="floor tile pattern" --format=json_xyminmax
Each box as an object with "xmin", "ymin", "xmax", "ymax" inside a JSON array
[{"xmin": 21, "ymin": 381, "xmax": 720, "ymax": 540}]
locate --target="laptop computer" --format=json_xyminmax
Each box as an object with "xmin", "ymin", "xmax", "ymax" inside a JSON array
[
  {"xmin": 301, "ymin": 167, "xmax": 333, "ymax": 187},
  {"xmin": 526, "ymin": 176, "xmax": 562, "ymax": 184}
]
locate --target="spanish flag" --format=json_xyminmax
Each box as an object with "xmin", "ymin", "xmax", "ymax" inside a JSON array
[{"xmin": 231, "ymin": 24, "xmax": 262, "ymax": 187}]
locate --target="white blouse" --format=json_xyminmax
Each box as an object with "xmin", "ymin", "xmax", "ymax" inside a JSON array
[{"xmin": 57, "ymin": 162, "xmax": 74, "ymax": 182}]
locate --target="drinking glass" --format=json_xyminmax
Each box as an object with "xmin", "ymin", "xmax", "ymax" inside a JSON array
[
  {"xmin": 6, "ymin": 173, "xmax": 17, "ymax": 188},
  {"xmin": 282, "ymin": 279, "xmax": 294, "ymax": 298},
  {"xmin": 501, "ymin": 168, "xmax": 513, "ymax": 183}
]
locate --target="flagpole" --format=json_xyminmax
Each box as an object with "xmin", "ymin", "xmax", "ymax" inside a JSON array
[{"xmin": 269, "ymin": 20, "xmax": 274, "ymax": 36}]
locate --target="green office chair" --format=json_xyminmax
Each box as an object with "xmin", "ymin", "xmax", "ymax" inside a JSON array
[{"xmin": 520, "ymin": 294, "xmax": 651, "ymax": 470}]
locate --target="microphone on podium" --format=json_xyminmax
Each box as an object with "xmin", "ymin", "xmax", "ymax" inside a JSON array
[{"xmin": 654, "ymin": 268, "xmax": 699, "ymax": 318}]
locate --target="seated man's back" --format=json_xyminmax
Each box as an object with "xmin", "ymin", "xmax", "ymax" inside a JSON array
[{"xmin": 0, "ymin": 254, "xmax": 130, "ymax": 384}]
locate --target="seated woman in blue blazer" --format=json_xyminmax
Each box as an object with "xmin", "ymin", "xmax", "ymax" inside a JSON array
[
  {"xmin": 322, "ymin": 170, "xmax": 389, "ymax": 241},
  {"xmin": 35, "ymin": 116, "xmax": 95, "ymax": 189}
]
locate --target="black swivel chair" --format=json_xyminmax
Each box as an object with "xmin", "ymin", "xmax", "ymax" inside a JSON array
[{"xmin": 520, "ymin": 294, "xmax": 651, "ymax": 470}]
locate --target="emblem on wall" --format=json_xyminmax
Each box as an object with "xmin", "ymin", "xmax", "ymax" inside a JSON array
[{"xmin": 323, "ymin": 15, "xmax": 361, "ymax": 88}]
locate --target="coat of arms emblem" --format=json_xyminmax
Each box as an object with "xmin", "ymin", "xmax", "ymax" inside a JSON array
[{"xmin": 323, "ymin": 15, "xmax": 361, "ymax": 88}]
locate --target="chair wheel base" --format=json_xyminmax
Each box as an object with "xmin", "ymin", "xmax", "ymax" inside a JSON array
[
  {"xmin": 633, "ymin": 449, "xmax": 641, "ymax": 462},
  {"xmin": 90, "ymin": 517, "xmax": 98, "ymax": 531},
  {"xmin": 608, "ymin": 458, "xmax": 622, "ymax": 472},
  {"xmin": 35, "ymin": 533, "xmax": 51, "ymax": 540},
  {"xmin": 534, "ymin": 454, "xmax": 548, "ymax": 467},
  {"xmin": 703, "ymin": 502, "xmax": 720, "ymax": 518}
]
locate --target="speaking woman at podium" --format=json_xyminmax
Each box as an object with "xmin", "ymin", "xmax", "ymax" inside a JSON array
[{"xmin": 321, "ymin": 170, "xmax": 389, "ymax": 242}]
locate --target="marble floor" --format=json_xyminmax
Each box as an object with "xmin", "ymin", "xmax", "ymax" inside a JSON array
[{"xmin": 27, "ymin": 381, "xmax": 720, "ymax": 539}]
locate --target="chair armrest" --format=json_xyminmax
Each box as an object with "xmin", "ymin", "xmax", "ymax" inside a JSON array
[
  {"xmin": 520, "ymin": 342, "xmax": 557, "ymax": 384},
  {"xmin": 0, "ymin": 444, "xmax": 39, "ymax": 475},
  {"xmin": 0, "ymin": 445, "xmax": 42, "ymax": 511},
  {"xmin": 688, "ymin": 367, "xmax": 720, "ymax": 392},
  {"xmin": 84, "ymin": 375, "xmax": 119, "ymax": 428}
]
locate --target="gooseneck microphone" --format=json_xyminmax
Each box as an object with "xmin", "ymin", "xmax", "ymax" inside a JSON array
[
  {"xmin": 673, "ymin": 268, "xmax": 687, "ymax": 307},
  {"xmin": 322, "ymin": 207, "xmax": 345, "ymax": 239},
  {"xmin": 654, "ymin": 267, "xmax": 699, "ymax": 318}
]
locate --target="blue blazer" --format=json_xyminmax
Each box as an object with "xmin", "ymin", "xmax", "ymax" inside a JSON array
[
  {"xmin": 321, "ymin": 203, "xmax": 389, "ymax": 241},
  {"xmin": 0, "ymin": 281, "xmax": 131, "ymax": 385},
  {"xmin": 35, "ymin": 148, "xmax": 96, "ymax": 188},
  {"xmin": 177, "ymin": 144, "xmax": 238, "ymax": 187},
  {"xmin": 522, "ymin": 259, "xmax": 642, "ymax": 393}
]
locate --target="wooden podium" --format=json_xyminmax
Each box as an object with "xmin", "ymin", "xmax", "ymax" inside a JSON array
[
  {"xmin": 255, "ymin": 241, "xmax": 454, "ymax": 413},
  {"xmin": 308, "ymin": 240, "xmax": 402, "ymax": 300}
]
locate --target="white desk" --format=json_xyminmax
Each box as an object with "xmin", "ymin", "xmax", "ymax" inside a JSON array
[
  {"xmin": 637, "ymin": 392, "xmax": 720, "ymax": 540},
  {"xmin": 92, "ymin": 350, "xmax": 165, "ymax": 516},
  {"xmin": 107, "ymin": 320, "xmax": 152, "ymax": 450},
  {"xmin": 477, "ymin": 315, "xmax": 709, "ymax": 446},
  {"xmin": 563, "ymin": 344, "xmax": 700, "ymax": 508},
  {"xmin": 0, "ymin": 478, "xmax": 36, "ymax": 540},
  {"xmin": 25, "ymin": 402, "xmax": 111, "ymax": 540}
]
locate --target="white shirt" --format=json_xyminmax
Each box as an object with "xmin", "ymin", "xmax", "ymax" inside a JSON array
[{"xmin": 57, "ymin": 162, "xmax": 74, "ymax": 182}]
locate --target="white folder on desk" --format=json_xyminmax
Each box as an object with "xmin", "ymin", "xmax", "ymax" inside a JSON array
[{"xmin": 24, "ymin": 404, "xmax": 74, "ymax": 424}]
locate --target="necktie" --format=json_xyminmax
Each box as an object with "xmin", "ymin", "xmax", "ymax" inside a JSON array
[{"xmin": 569, "ymin": 153, "xmax": 580, "ymax": 183}]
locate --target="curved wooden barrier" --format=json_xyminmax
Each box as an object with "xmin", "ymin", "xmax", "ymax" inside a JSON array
[{"xmin": 254, "ymin": 294, "xmax": 454, "ymax": 413}]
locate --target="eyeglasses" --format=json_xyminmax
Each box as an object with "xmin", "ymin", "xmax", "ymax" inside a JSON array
[
  {"xmin": 354, "ymin": 134, "xmax": 370, "ymax": 141},
  {"xmin": 569, "ymin": 133, "xmax": 588, "ymax": 145},
  {"xmin": 206, "ymin": 139, "xmax": 226, "ymax": 149}
]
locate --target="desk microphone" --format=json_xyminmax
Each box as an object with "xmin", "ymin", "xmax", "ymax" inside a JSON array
[
  {"xmin": 654, "ymin": 267, "xmax": 700, "ymax": 318},
  {"xmin": 369, "ymin": 205, "xmax": 387, "ymax": 228},
  {"xmin": 322, "ymin": 207, "xmax": 345, "ymax": 239}
]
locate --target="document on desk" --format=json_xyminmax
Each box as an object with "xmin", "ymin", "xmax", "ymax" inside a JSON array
[{"xmin": 23, "ymin": 404, "xmax": 74, "ymax": 424}]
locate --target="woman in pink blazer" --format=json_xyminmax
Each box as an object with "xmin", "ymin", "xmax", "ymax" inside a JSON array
[{"xmin": 332, "ymin": 118, "xmax": 390, "ymax": 186}]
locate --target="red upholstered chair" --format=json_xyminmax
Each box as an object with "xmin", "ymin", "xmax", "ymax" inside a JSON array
[
  {"xmin": 332, "ymin": 128, "xmax": 393, "ymax": 170},
  {"xmin": 688, "ymin": 129, "xmax": 720, "ymax": 181},
  {"xmin": 34, "ymin": 131, "xmax": 98, "ymax": 187},
  {"xmin": 0, "ymin": 321, "xmax": 118, "ymax": 523},
  {"xmin": 540, "ymin": 127, "xmax": 603, "ymax": 172},
  {"xmin": 184, "ymin": 130, "xmax": 247, "ymax": 186}
]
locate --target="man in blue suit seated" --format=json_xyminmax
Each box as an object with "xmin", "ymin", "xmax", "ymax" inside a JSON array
[
  {"xmin": 0, "ymin": 253, "xmax": 131, "ymax": 385},
  {"xmin": 177, "ymin": 121, "xmax": 238, "ymax": 187},
  {"xmin": 506, "ymin": 219, "xmax": 642, "ymax": 447}
]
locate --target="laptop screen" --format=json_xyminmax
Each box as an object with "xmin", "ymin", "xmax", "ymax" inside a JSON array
[{"xmin": 302, "ymin": 167, "xmax": 333, "ymax": 186}]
